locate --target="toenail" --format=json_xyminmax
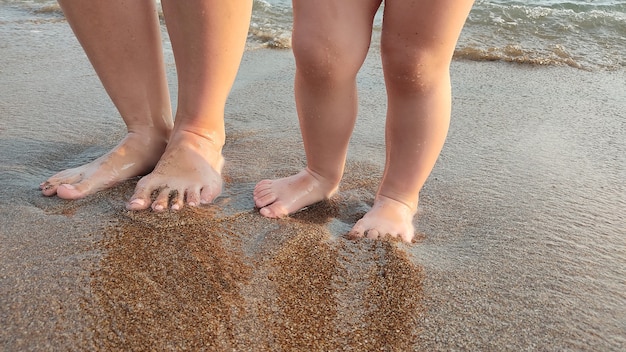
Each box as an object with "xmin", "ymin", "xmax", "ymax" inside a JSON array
[
  {"xmin": 154, "ymin": 205, "xmax": 164, "ymax": 211},
  {"xmin": 130, "ymin": 199, "xmax": 145, "ymax": 206}
]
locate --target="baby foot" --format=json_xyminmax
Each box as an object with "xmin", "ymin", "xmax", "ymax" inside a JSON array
[
  {"xmin": 40, "ymin": 130, "xmax": 168, "ymax": 200},
  {"xmin": 126, "ymin": 129, "xmax": 224, "ymax": 212},
  {"xmin": 253, "ymin": 168, "xmax": 339, "ymax": 218},
  {"xmin": 348, "ymin": 195, "xmax": 417, "ymax": 243}
]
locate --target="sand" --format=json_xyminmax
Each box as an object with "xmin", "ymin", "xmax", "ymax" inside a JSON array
[{"xmin": 1, "ymin": 16, "xmax": 625, "ymax": 352}]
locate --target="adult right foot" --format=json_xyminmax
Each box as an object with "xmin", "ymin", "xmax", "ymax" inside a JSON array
[
  {"xmin": 126, "ymin": 129, "xmax": 225, "ymax": 212},
  {"xmin": 253, "ymin": 168, "xmax": 339, "ymax": 218},
  {"xmin": 40, "ymin": 128, "xmax": 169, "ymax": 200}
]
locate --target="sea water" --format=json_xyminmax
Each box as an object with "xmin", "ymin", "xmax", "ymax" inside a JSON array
[
  {"xmin": 0, "ymin": 0, "xmax": 624, "ymax": 70},
  {"xmin": 250, "ymin": 0, "xmax": 625, "ymax": 70}
]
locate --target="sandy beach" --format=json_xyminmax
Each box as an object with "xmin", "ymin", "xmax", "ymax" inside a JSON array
[{"xmin": 1, "ymin": 15, "xmax": 625, "ymax": 351}]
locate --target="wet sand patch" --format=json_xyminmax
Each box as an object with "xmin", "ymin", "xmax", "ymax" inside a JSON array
[{"xmin": 89, "ymin": 204, "xmax": 424, "ymax": 351}]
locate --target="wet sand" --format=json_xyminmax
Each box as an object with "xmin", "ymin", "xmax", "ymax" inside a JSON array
[{"xmin": 1, "ymin": 17, "xmax": 625, "ymax": 351}]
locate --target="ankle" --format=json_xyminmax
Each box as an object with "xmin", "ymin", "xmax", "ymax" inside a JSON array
[
  {"xmin": 304, "ymin": 168, "xmax": 341, "ymax": 197},
  {"xmin": 174, "ymin": 124, "xmax": 225, "ymax": 147},
  {"xmin": 374, "ymin": 194, "xmax": 418, "ymax": 215},
  {"xmin": 128, "ymin": 125, "xmax": 171, "ymax": 142}
]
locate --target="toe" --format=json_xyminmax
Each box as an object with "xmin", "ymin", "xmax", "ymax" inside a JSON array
[
  {"xmin": 45, "ymin": 170, "xmax": 82, "ymax": 188},
  {"xmin": 253, "ymin": 186, "xmax": 274, "ymax": 200},
  {"xmin": 348, "ymin": 219, "xmax": 367, "ymax": 239},
  {"xmin": 366, "ymin": 229, "xmax": 381, "ymax": 240},
  {"xmin": 400, "ymin": 232, "xmax": 415, "ymax": 243},
  {"xmin": 200, "ymin": 185, "xmax": 220, "ymax": 204},
  {"xmin": 41, "ymin": 171, "xmax": 83, "ymax": 196},
  {"xmin": 127, "ymin": 182, "xmax": 154, "ymax": 211},
  {"xmin": 170, "ymin": 189, "xmax": 184, "ymax": 211},
  {"xmin": 126, "ymin": 198, "xmax": 149, "ymax": 210},
  {"xmin": 253, "ymin": 179, "xmax": 272, "ymax": 195},
  {"xmin": 185, "ymin": 187, "xmax": 201, "ymax": 207},
  {"xmin": 152, "ymin": 188, "xmax": 171, "ymax": 212},
  {"xmin": 259, "ymin": 203, "xmax": 288, "ymax": 219},
  {"xmin": 56, "ymin": 182, "xmax": 92, "ymax": 200},
  {"xmin": 40, "ymin": 182, "xmax": 58, "ymax": 196},
  {"xmin": 254, "ymin": 192, "xmax": 277, "ymax": 208}
]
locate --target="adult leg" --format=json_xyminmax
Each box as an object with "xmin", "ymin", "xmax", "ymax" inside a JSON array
[
  {"xmin": 127, "ymin": 0, "xmax": 253, "ymax": 211},
  {"xmin": 253, "ymin": 0, "xmax": 381, "ymax": 218},
  {"xmin": 41, "ymin": 0, "xmax": 173, "ymax": 199},
  {"xmin": 349, "ymin": 0, "xmax": 474, "ymax": 242}
]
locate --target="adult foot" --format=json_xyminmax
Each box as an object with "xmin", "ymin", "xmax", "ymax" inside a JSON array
[
  {"xmin": 253, "ymin": 168, "xmax": 339, "ymax": 218},
  {"xmin": 348, "ymin": 195, "xmax": 417, "ymax": 243},
  {"xmin": 126, "ymin": 129, "xmax": 224, "ymax": 212},
  {"xmin": 40, "ymin": 129, "xmax": 169, "ymax": 200}
]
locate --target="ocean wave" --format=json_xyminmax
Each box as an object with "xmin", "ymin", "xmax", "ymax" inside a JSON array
[
  {"xmin": 454, "ymin": 44, "xmax": 585, "ymax": 69},
  {"xmin": 249, "ymin": 0, "xmax": 292, "ymax": 48},
  {"xmin": 3, "ymin": 0, "xmax": 623, "ymax": 71},
  {"xmin": 460, "ymin": 1, "xmax": 626, "ymax": 70}
]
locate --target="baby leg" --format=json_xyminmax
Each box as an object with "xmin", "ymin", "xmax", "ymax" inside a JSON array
[
  {"xmin": 254, "ymin": 0, "xmax": 382, "ymax": 218},
  {"xmin": 349, "ymin": 0, "xmax": 475, "ymax": 242}
]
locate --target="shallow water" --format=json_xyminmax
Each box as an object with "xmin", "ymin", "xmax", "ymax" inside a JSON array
[
  {"xmin": 1, "ymin": 0, "xmax": 624, "ymax": 69},
  {"xmin": 253, "ymin": 0, "xmax": 626, "ymax": 70},
  {"xmin": 1, "ymin": 5, "xmax": 625, "ymax": 351},
  {"xmin": 229, "ymin": 50, "xmax": 626, "ymax": 349},
  {"xmin": 410, "ymin": 62, "xmax": 625, "ymax": 349}
]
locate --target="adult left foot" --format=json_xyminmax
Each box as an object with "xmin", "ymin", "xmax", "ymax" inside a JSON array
[
  {"xmin": 40, "ymin": 128, "xmax": 169, "ymax": 200},
  {"xmin": 126, "ymin": 129, "xmax": 224, "ymax": 212},
  {"xmin": 348, "ymin": 195, "xmax": 417, "ymax": 243}
]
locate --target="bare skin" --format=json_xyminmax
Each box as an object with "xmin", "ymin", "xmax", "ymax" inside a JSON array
[
  {"xmin": 254, "ymin": 0, "xmax": 475, "ymax": 243},
  {"xmin": 43, "ymin": 0, "xmax": 252, "ymax": 211},
  {"xmin": 127, "ymin": 0, "xmax": 252, "ymax": 211},
  {"xmin": 254, "ymin": 168, "xmax": 339, "ymax": 218},
  {"xmin": 41, "ymin": 0, "xmax": 172, "ymax": 199},
  {"xmin": 40, "ymin": 129, "xmax": 169, "ymax": 199},
  {"xmin": 126, "ymin": 128, "xmax": 225, "ymax": 211}
]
